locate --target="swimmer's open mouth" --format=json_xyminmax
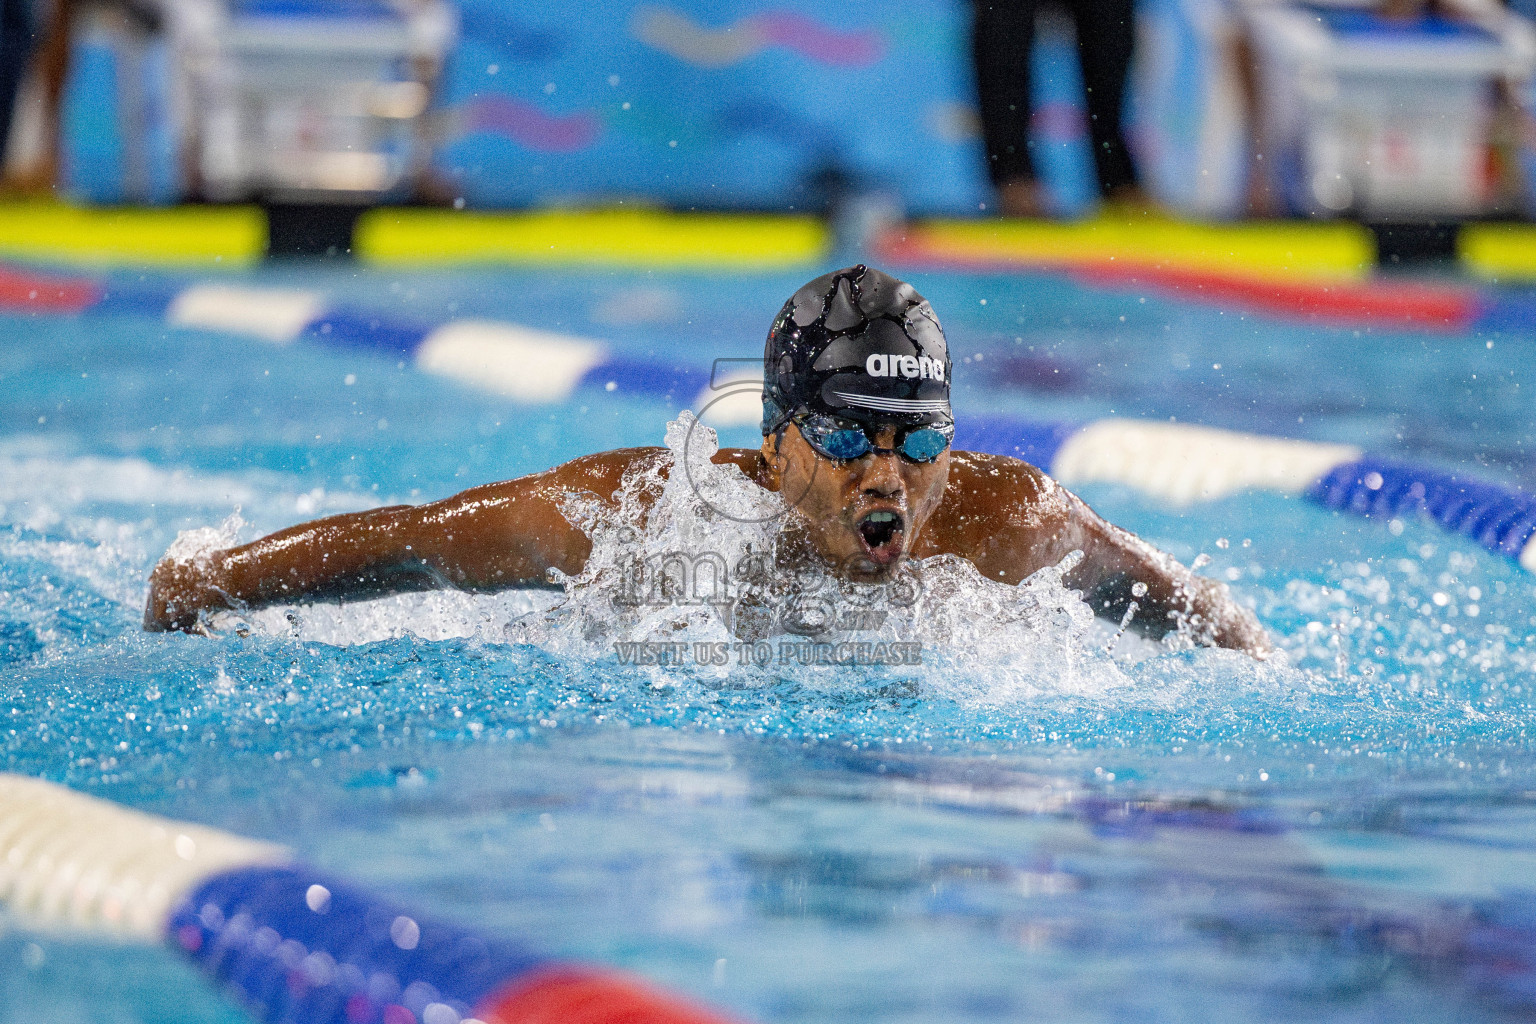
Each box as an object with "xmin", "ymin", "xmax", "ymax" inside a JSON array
[{"xmin": 857, "ymin": 509, "xmax": 905, "ymax": 564}]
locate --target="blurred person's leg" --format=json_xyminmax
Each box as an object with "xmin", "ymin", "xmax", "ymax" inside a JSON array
[
  {"xmin": 34, "ymin": 0, "xmax": 69, "ymax": 191},
  {"xmin": 1228, "ymin": 0, "xmax": 1295, "ymax": 217},
  {"xmin": 973, "ymin": 0, "xmax": 1047, "ymax": 216},
  {"xmin": 1233, "ymin": 24, "xmax": 1280, "ymax": 218},
  {"xmin": 3, "ymin": 0, "xmax": 67, "ymax": 193},
  {"xmin": 0, "ymin": 0, "xmax": 35, "ymax": 165},
  {"xmin": 1065, "ymin": 0, "xmax": 1142, "ymax": 204}
]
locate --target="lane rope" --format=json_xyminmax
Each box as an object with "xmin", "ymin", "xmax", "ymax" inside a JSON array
[
  {"xmin": 6, "ymin": 775, "xmax": 1536, "ymax": 1019},
  {"xmin": 4, "ymin": 264, "xmax": 1533, "ymax": 571},
  {"xmin": 0, "ymin": 774, "xmax": 739, "ymax": 1024}
]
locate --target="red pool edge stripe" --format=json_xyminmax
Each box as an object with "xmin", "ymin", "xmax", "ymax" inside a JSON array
[
  {"xmin": 877, "ymin": 233, "xmax": 1479, "ymax": 332},
  {"xmin": 0, "ymin": 263, "xmax": 101, "ymax": 313},
  {"xmin": 477, "ymin": 967, "xmax": 741, "ymax": 1024},
  {"xmin": 1072, "ymin": 262, "xmax": 1476, "ymax": 332}
]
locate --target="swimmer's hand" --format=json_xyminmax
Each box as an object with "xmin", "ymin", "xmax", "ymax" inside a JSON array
[
  {"xmin": 1180, "ymin": 574, "xmax": 1273, "ymax": 660},
  {"xmin": 1222, "ymin": 613, "xmax": 1274, "ymax": 661},
  {"xmin": 143, "ymin": 556, "xmax": 232, "ymax": 634}
]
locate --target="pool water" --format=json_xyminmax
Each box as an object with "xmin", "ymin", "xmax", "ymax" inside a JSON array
[{"xmin": 2, "ymin": 261, "xmax": 1535, "ymax": 1023}]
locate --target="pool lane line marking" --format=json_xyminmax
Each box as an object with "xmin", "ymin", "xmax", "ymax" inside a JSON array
[
  {"xmin": 0, "ymin": 204, "xmax": 266, "ymax": 268},
  {"xmin": 0, "ymin": 205, "xmax": 827, "ymax": 271},
  {"xmin": 4, "ymin": 201, "xmax": 1536, "ymax": 295},
  {"xmin": 1044, "ymin": 425, "xmax": 1536, "ymax": 571},
  {"xmin": 1309, "ymin": 458, "xmax": 1536, "ymax": 568},
  {"xmin": 0, "ymin": 772, "xmax": 287, "ymax": 939},
  {"xmin": 0, "ymin": 773, "xmax": 742, "ymax": 1024},
  {"xmin": 1461, "ymin": 222, "xmax": 1536, "ymax": 282},
  {"xmin": 1049, "ymin": 420, "xmax": 1363, "ymax": 505},
  {"xmin": 10, "ymin": 780, "xmax": 1536, "ymax": 1017},
  {"xmin": 416, "ymin": 321, "xmax": 608, "ymax": 401},
  {"xmin": 880, "ymin": 217, "xmax": 1378, "ymax": 283},
  {"xmin": 169, "ymin": 285, "xmax": 330, "ymax": 344},
  {"xmin": 878, "ymin": 230, "xmax": 1484, "ymax": 334},
  {"xmin": 1066, "ymin": 262, "xmax": 1478, "ymax": 332},
  {"xmin": 355, "ymin": 208, "xmax": 830, "ymax": 270},
  {"xmin": 6, "ymin": 263, "xmax": 1536, "ymax": 573},
  {"xmin": 0, "ymin": 262, "xmax": 102, "ymax": 313}
]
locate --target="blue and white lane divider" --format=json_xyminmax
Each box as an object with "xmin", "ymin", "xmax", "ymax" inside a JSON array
[
  {"xmin": 93, "ymin": 282, "xmax": 1536, "ymax": 574},
  {"xmin": 0, "ymin": 774, "xmax": 738, "ymax": 1024},
  {"xmin": 974, "ymin": 417, "xmax": 1536, "ymax": 572},
  {"xmin": 8, "ymin": 776, "xmax": 1536, "ymax": 1018},
  {"xmin": 120, "ymin": 283, "xmax": 710, "ymax": 405}
]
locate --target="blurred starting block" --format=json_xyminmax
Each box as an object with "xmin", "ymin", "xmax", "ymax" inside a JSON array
[
  {"xmin": 194, "ymin": 0, "xmax": 455, "ymax": 201},
  {"xmin": 1247, "ymin": 2, "xmax": 1536, "ymax": 220},
  {"xmin": 62, "ymin": 0, "xmax": 455, "ymax": 204}
]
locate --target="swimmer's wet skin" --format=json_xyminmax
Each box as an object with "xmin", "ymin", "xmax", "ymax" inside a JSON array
[{"xmin": 144, "ymin": 265, "xmax": 1270, "ymax": 657}]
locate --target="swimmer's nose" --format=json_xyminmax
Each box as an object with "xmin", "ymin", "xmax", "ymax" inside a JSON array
[{"xmin": 859, "ymin": 451, "xmax": 904, "ymax": 498}]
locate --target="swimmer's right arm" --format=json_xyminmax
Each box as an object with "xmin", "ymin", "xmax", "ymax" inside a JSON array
[{"xmin": 143, "ymin": 449, "xmax": 658, "ymax": 633}]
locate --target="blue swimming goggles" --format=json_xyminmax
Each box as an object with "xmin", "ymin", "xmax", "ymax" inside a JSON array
[{"xmin": 794, "ymin": 413, "xmax": 954, "ymax": 464}]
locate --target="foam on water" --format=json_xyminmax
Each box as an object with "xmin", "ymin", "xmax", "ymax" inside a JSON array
[
  {"xmin": 1, "ymin": 409, "xmax": 1509, "ymax": 753},
  {"xmin": 118, "ymin": 414, "xmax": 1323, "ymax": 717},
  {"xmin": 491, "ymin": 413, "xmax": 1168, "ymax": 705},
  {"xmin": 0, "ymin": 440, "xmax": 382, "ymax": 616},
  {"xmin": 0, "ymin": 441, "xmax": 375, "ymax": 527}
]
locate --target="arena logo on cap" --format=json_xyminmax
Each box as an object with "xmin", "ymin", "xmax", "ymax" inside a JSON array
[{"xmin": 865, "ymin": 353, "xmax": 945, "ymax": 381}]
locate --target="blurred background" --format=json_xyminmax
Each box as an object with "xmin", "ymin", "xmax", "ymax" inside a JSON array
[{"xmin": 4, "ymin": 0, "xmax": 1536, "ymax": 238}]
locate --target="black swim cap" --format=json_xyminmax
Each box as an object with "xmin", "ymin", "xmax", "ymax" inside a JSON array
[{"xmin": 761, "ymin": 265, "xmax": 951, "ymax": 436}]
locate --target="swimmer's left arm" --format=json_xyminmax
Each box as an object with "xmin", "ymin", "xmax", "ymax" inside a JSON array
[
  {"xmin": 1062, "ymin": 492, "xmax": 1271, "ymax": 657},
  {"xmin": 1062, "ymin": 494, "xmax": 1265, "ymax": 657},
  {"xmin": 948, "ymin": 454, "xmax": 1269, "ymax": 658}
]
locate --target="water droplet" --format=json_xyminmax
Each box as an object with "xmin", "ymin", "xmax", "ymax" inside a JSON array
[{"xmin": 390, "ymin": 916, "xmax": 420, "ymax": 950}]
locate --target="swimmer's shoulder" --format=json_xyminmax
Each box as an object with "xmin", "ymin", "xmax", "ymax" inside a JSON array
[
  {"xmin": 441, "ymin": 448, "xmax": 666, "ymax": 508},
  {"xmin": 536, "ymin": 447, "xmax": 668, "ymax": 499},
  {"xmin": 946, "ymin": 449, "xmax": 1064, "ymax": 506},
  {"xmin": 712, "ymin": 447, "xmax": 769, "ymax": 483},
  {"xmin": 923, "ymin": 451, "xmax": 1084, "ymax": 568},
  {"xmin": 932, "ymin": 450, "xmax": 1076, "ymax": 533},
  {"xmin": 502, "ymin": 446, "xmax": 768, "ymax": 500},
  {"xmin": 567, "ymin": 446, "xmax": 766, "ymax": 480}
]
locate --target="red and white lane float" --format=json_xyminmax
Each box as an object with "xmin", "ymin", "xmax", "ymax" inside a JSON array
[{"xmin": 0, "ymin": 773, "xmax": 739, "ymax": 1024}]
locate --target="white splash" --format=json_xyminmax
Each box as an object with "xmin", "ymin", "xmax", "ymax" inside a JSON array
[
  {"xmin": 163, "ymin": 510, "xmax": 250, "ymax": 563},
  {"xmin": 212, "ymin": 589, "xmax": 562, "ymax": 646},
  {"xmin": 0, "ymin": 442, "xmax": 373, "ymax": 530},
  {"xmin": 174, "ymin": 414, "xmax": 1217, "ymax": 707},
  {"xmin": 0, "ymin": 442, "xmax": 379, "ymax": 615},
  {"xmin": 498, "ymin": 413, "xmax": 1144, "ymax": 704}
]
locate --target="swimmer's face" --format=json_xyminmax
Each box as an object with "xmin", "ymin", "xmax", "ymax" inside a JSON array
[{"xmin": 763, "ymin": 422, "xmax": 949, "ymax": 581}]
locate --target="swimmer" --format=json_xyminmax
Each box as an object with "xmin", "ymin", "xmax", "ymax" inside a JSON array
[{"xmin": 144, "ymin": 265, "xmax": 1270, "ymax": 657}]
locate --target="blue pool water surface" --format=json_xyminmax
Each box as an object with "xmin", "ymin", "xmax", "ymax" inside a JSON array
[{"xmin": 1, "ymin": 261, "xmax": 1535, "ymax": 1023}]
